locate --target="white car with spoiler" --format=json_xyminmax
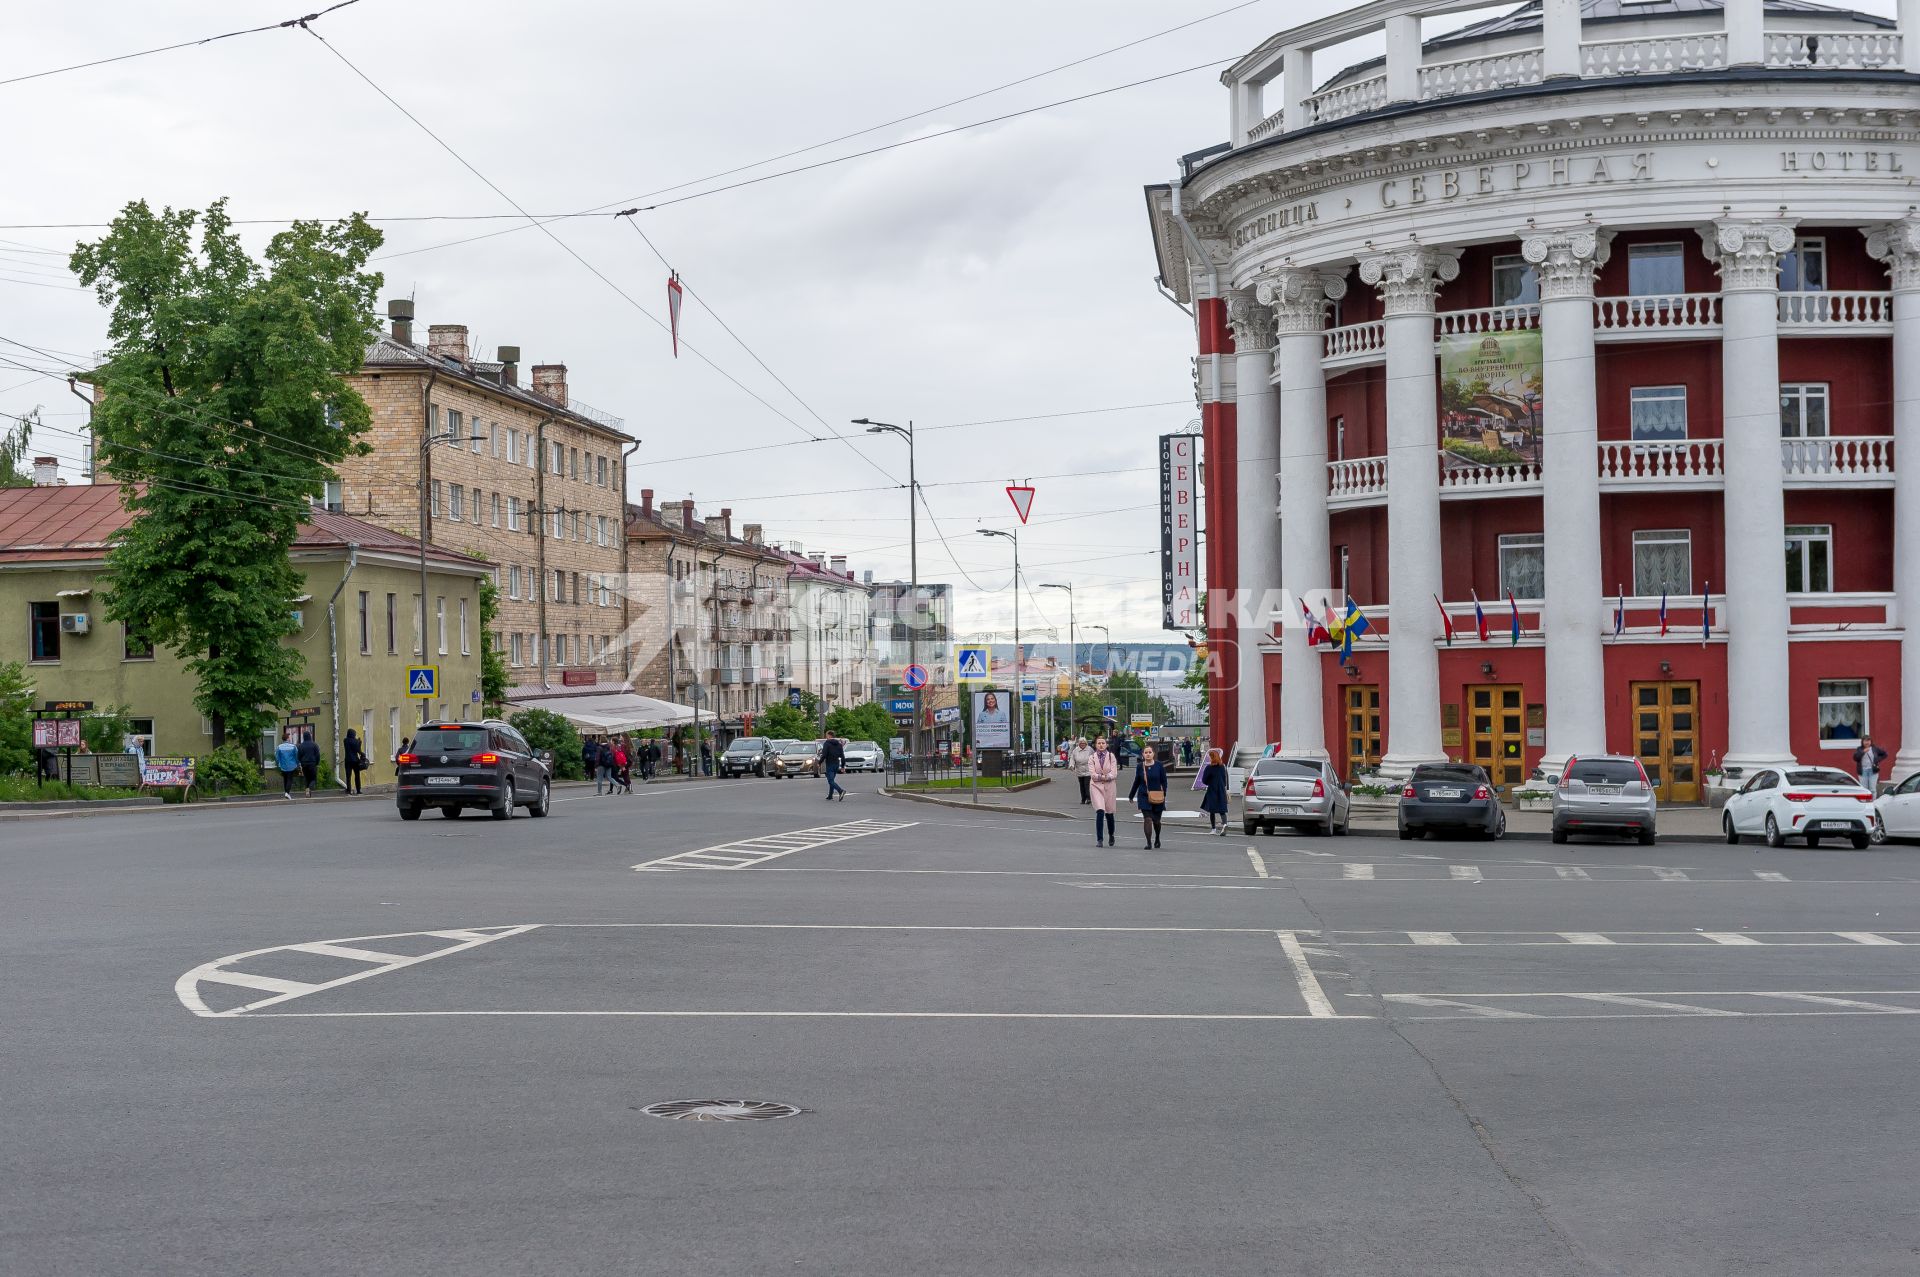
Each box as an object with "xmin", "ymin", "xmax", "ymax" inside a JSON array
[{"xmin": 1722, "ymin": 765, "xmax": 1876, "ymax": 849}]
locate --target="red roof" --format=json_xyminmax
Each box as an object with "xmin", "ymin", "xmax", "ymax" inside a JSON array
[{"xmin": 0, "ymin": 484, "xmax": 486, "ymax": 569}]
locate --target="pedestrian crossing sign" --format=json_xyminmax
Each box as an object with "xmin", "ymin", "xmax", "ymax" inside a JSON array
[
  {"xmin": 953, "ymin": 644, "xmax": 991, "ymax": 683},
  {"xmin": 407, "ymin": 665, "xmax": 439, "ymax": 698}
]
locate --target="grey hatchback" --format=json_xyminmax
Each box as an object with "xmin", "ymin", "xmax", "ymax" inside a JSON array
[
  {"xmin": 396, "ymin": 720, "xmax": 552, "ymax": 821},
  {"xmin": 1550, "ymin": 754, "xmax": 1657, "ymax": 846}
]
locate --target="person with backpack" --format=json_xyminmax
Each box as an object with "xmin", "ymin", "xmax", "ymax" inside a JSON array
[
  {"xmin": 611, "ymin": 741, "xmax": 631, "ymax": 795},
  {"xmin": 296, "ymin": 730, "xmax": 321, "ymax": 796},
  {"xmin": 275, "ymin": 731, "xmax": 301, "ymax": 800}
]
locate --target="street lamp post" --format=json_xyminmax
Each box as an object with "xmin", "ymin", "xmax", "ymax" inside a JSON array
[
  {"xmin": 418, "ymin": 431, "xmax": 487, "ymax": 725},
  {"xmin": 1088, "ymin": 624, "xmax": 1112, "ymax": 734},
  {"xmin": 1040, "ymin": 582, "xmax": 1074, "ymax": 745},
  {"xmin": 855, "ymin": 418, "xmax": 920, "ymax": 779},
  {"xmin": 977, "ymin": 528, "xmax": 1019, "ymax": 751}
]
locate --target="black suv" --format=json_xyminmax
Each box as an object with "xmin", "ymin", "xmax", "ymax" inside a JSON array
[
  {"xmin": 720, "ymin": 737, "xmax": 773, "ymax": 777},
  {"xmin": 397, "ymin": 720, "xmax": 552, "ymax": 820}
]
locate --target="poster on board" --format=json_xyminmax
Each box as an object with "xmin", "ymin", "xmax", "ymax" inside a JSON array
[
  {"xmin": 972, "ymin": 688, "xmax": 1012, "ymax": 750},
  {"xmin": 1438, "ymin": 330, "xmax": 1543, "ymax": 468}
]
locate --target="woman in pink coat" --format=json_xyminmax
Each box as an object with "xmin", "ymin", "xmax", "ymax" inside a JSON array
[{"xmin": 1088, "ymin": 735, "xmax": 1119, "ymax": 847}]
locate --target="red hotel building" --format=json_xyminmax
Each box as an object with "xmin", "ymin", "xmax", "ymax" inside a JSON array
[{"xmin": 1145, "ymin": 0, "xmax": 1920, "ymax": 799}]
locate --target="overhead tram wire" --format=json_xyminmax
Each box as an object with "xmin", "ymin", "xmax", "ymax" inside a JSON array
[
  {"xmin": 301, "ymin": 28, "xmax": 860, "ymax": 460},
  {"xmin": 0, "ymin": 0, "xmax": 364, "ymax": 90}
]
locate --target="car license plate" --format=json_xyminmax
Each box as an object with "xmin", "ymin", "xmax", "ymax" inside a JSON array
[
  {"xmin": 1274, "ymin": 805, "xmax": 1299, "ymax": 815},
  {"xmin": 425, "ymin": 776, "xmax": 459, "ymax": 785},
  {"xmin": 1429, "ymin": 788, "xmax": 1460, "ymax": 799},
  {"xmin": 1590, "ymin": 785, "xmax": 1620, "ymax": 795},
  {"xmin": 1812, "ymin": 820, "xmax": 1848, "ymax": 831}
]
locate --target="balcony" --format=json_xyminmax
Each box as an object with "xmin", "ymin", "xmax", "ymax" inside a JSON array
[
  {"xmin": 719, "ymin": 667, "xmax": 747, "ymax": 685},
  {"xmin": 1593, "ymin": 295, "xmax": 1722, "ymax": 342},
  {"xmin": 1597, "ymin": 441, "xmax": 1724, "ymax": 490},
  {"xmin": 1418, "ymin": 48, "xmax": 1541, "ymax": 100},
  {"xmin": 1436, "ymin": 304, "xmax": 1540, "ymax": 338},
  {"xmin": 1777, "ymin": 291, "xmax": 1893, "ymax": 335},
  {"xmin": 1782, "ymin": 436, "xmax": 1895, "ymax": 486},
  {"xmin": 1297, "ymin": 73, "xmax": 1386, "ymax": 128},
  {"xmin": 1765, "ymin": 30, "xmax": 1903, "ymax": 69},
  {"xmin": 1579, "ymin": 32, "xmax": 1727, "ymax": 75},
  {"xmin": 1322, "ymin": 319, "xmax": 1385, "ymax": 370}
]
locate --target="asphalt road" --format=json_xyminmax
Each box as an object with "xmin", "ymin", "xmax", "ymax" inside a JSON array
[{"xmin": 7, "ymin": 773, "xmax": 1920, "ymax": 1275}]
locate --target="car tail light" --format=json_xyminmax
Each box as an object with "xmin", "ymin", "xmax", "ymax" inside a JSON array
[
  {"xmin": 1244, "ymin": 778, "xmax": 1256, "ymax": 796},
  {"xmin": 474, "ymin": 753, "xmax": 499, "ymax": 765},
  {"xmin": 1311, "ymin": 778, "xmax": 1325, "ymax": 798},
  {"xmin": 1473, "ymin": 785, "xmax": 1491, "ymax": 800},
  {"xmin": 1402, "ymin": 784, "xmax": 1416, "ymax": 799},
  {"xmin": 1559, "ymin": 757, "xmax": 1577, "ymax": 788},
  {"xmin": 1635, "ymin": 760, "xmax": 1652, "ymax": 788},
  {"xmin": 396, "ymin": 753, "xmax": 417, "ymax": 765},
  {"xmin": 1853, "ymin": 792, "xmax": 1876, "ymax": 802},
  {"xmin": 1783, "ymin": 792, "xmax": 1817, "ymax": 802}
]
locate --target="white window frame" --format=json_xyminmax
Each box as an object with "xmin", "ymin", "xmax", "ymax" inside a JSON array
[
  {"xmin": 490, "ymin": 422, "xmax": 501, "ymax": 459},
  {"xmin": 1632, "ymin": 528, "xmax": 1692, "ymax": 597},
  {"xmin": 431, "ymin": 481, "xmax": 443, "ymax": 518},
  {"xmin": 1785, "ymin": 523, "xmax": 1834, "ymax": 595},
  {"xmin": 1627, "ymin": 242, "xmax": 1685, "ymax": 298},
  {"xmin": 436, "ymin": 596, "xmax": 447, "ymax": 656},
  {"xmin": 446, "ymin": 408, "xmax": 463, "ymax": 444},
  {"xmin": 1780, "ymin": 236, "xmax": 1827, "ymax": 293},
  {"xmin": 1497, "ymin": 532, "xmax": 1546, "ymax": 602},
  {"xmin": 1629, "ymin": 385, "xmax": 1688, "ymax": 444},
  {"xmin": 1780, "ymin": 383, "xmax": 1830, "ymax": 438},
  {"xmin": 492, "ymin": 492, "xmax": 502, "ymax": 528},
  {"xmin": 1491, "ymin": 253, "xmax": 1540, "ymax": 307},
  {"xmin": 1816, "ymin": 679, "xmax": 1869, "ymax": 748},
  {"xmin": 1337, "ymin": 545, "xmax": 1350, "ymax": 601},
  {"xmin": 449, "ymin": 484, "xmax": 463, "ymax": 522},
  {"xmin": 459, "ymin": 597, "xmax": 471, "ymax": 655},
  {"xmin": 510, "ymin": 632, "xmax": 523, "ymax": 666},
  {"xmin": 322, "ymin": 479, "xmax": 343, "ymax": 513}
]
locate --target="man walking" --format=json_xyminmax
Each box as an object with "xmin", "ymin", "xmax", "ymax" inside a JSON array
[
  {"xmin": 1069, "ymin": 737, "xmax": 1094, "ymax": 805},
  {"xmin": 820, "ymin": 731, "xmax": 847, "ymax": 802},
  {"xmin": 275, "ymin": 731, "xmax": 300, "ymax": 800},
  {"xmin": 296, "ymin": 730, "xmax": 321, "ymax": 796}
]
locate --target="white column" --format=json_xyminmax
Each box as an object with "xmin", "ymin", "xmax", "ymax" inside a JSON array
[
  {"xmin": 1282, "ymin": 46, "xmax": 1312, "ymax": 132},
  {"xmin": 1542, "ymin": 0, "xmax": 1584, "ymax": 78},
  {"xmin": 1522, "ymin": 228, "xmax": 1612, "ymax": 773},
  {"xmin": 1867, "ymin": 217, "xmax": 1920, "ymax": 780},
  {"xmin": 1904, "ymin": 0, "xmax": 1920, "ymax": 76},
  {"xmin": 1725, "ymin": 0, "xmax": 1765, "ymax": 66},
  {"xmin": 1359, "ymin": 247, "xmax": 1460, "ymax": 776},
  {"xmin": 1384, "ymin": 15, "xmax": 1422, "ymax": 103},
  {"xmin": 1258, "ymin": 268, "xmax": 1347, "ymax": 763},
  {"xmin": 1703, "ymin": 219, "xmax": 1797, "ymax": 775},
  {"xmin": 1226, "ymin": 290, "xmax": 1280, "ymax": 754}
]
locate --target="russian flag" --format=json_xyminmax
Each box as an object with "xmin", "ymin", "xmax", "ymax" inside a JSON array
[
  {"xmin": 1507, "ymin": 589, "xmax": 1522, "ymax": 646},
  {"xmin": 1303, "ymin": 598, "xmax": 1331, "ymax": 647},
  {"xmin": 1658, "ymin": 589, "xmax": 1669, "ymax": 637},
  {"xmin": 1612, "ymin": 585, "xmax": 1626, "ymax": 639},
  {"xmin": 1471, "ymin": 591, "xmax": 1489, "ymax": 642},
  {"xmin": 1434, "ymin": 595, "xmax": 1453, "ymax": 646},
  {"xmin": 1702, "ymin": 582, "xmax": 1711, "ymax": 647}
]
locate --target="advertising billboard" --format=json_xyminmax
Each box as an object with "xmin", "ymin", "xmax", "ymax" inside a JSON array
[
  {"xmin": 1438, "ymin": 330, "xmax": 1544, "ymax": 468},
  {"xmin": 1159, "ymin": 433, "xmax": 1200, "ymax": 630},
  {"xmin": 972, "ymin": 688, "xmax": 1012, "ymax": 750}
]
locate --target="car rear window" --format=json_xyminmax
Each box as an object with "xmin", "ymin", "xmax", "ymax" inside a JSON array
[
  {"xmin": 727, "ymin": 738, "xmax": 766, "ymax": 751},
  {"xmin": 1253, "ymin": 760, "xmax": 1319, "ymax": 778},
  {"xmin": 1786, "ymin": 769, "xmax": 1857, "ymax": 786},
  {"xmin": 416, "ymin": 728, "xmax": 487, "ymax": 751},
  {"xmin": 779, "ymin": 743, "xmax": 815, "ymax": 754},
  {"xmin": 1413, "ymin": 764, "xmax": 1484, "ymax": 782},
  {"xmin": 1568, "ymin": 760, "xmax": 1640, "ymax": 783}
]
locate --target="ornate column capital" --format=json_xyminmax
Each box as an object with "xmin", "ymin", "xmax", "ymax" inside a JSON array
[
  {"xmin": 1357, "ymin": 246, "xmax": 1461, "ymax": 316},
  {"xmin": 1224, "ymin": 289, "xmax": 1277, "ymax": 352},
  {"xmin": 1865, "ymin": 216, "xmax": 1920, "ymax": 293},
  {"xmin": 1254, "ymin": 268, "xmax": 1348, "ymax": 334},
  {"xmin": 1699, "ymin": 218, "xmax": 1796, "ymax": 292},
  {"xmin": 1519, "ymin": 227, "xmax": 1614, "ymax": 301}
]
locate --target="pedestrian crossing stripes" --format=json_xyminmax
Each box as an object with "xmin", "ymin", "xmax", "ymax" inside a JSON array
[
  {"xmin": 175, "ymin": 925, "xmax": 539, "ymax": 1018},
  {"xmin": 1292, "ymin": 864, "xmax": 1794, "ymax": 883},
  {"xmin": 633, "ymin": 819, "xmax": 920, "ymax": 872},
  {"xmin": 1334, "ymin": 930, "xmax": 1920, "ymax": 947},
  {"xmin": 1381, "ymin": 989, "xmax": 1920, "ymax": 1020}
]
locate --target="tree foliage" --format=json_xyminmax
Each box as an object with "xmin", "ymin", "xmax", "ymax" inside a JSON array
[
  {"xmin": 754, "ymin": 703, "xmax": 812, "ymax": 742},
  {"xmin": 477, "ymin": 574, "xmax": 510, "ymax": 713},
  {"xmin": 0, "ymin": 660, "xmax": 33, "ymax": 775},
  {"xmin": 70, "ymin": 199, "xmax": 382, "ymax": 750},
  {"xmin": 0, "ymin": 409, "xmax": 36, "ymax": 488},
  {"xmin": 825, "ymin": 701, "xmax": 895, "ymax": 753},
  {"xmin": 508, "ymin": 708, "xmax": 584, "ymax": 780}
]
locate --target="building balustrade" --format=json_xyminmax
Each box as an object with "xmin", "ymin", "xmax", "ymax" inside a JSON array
[
  {"xmin": 1579, "ymin": 32, "xmax": 1727, "ymax": 76},
  {"xmin": 1299, "ymin": 73, "xmax": 1388, "ymax": 127},
  {"xmin": 1321, "ymin": 319, "xmax": 1386, "ymax": 367},
  {"xmin": 1593, "ymin": 294, "xmax": 1723, "ymax": 339},
  {"xmin": 1776, "ymin": 290, "xmax": 1894, "ymax": 331},
  {"xmin": 1436, "ymin": 304, "xmax": 1540, "ymax": 337},
  {"xmin": 1764, "ymin": 30, "xmax": 1902, "ymax": 69},
  {"xmin": 1418, "ymin": 48, "xmax": 1540, "ymax": 99},
  {"xmin": 1781, "ymin": 435, "xmax": 1895, "ymax": 484}
]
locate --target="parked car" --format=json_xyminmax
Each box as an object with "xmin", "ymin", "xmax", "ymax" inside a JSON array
[
  {"xmin": 1242, "ymin": 757, "xmax": 1350, "ymax": 837},
  {"xmin": 720, "ymin": 737, "xmax": 773, "ymax": 777},
  {"xmin": 1399, "ymin": 763, "xmax": 1505, "ymax": 840},
  {"xmin": 841, "ymin": 741, "xmax": 883, "ymax": 772},
  {"xmin": 1723, "ymin": 764, "xmax": 1875, "ymax": 848},
  {"xmin": 1871, "ymin": 771, "xmax": 1920, "ymax": 843},
  {"xmin": 395, "ymin": 719, "xmax": 551, "ymax": 821},
  {"xmin": 1551, "ymin": 754, "xmax": 1658, "ymax": 846},
  {"xmin": 769, "ymin": 740, "xmax": 822, "ymax": 779}
]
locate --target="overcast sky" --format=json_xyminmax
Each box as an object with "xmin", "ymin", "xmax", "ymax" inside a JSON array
[{"xmin": 5, "ymin": 0, "xmax": 1895, "ymax": 645}]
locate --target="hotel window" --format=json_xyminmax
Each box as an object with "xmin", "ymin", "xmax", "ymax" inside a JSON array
[
  {"xmin": 123, "ymin": 622, "xmax": 154, "ymax": 661},
  {"xmin": 1632, "ymin": 529, "xmax": 1692, "ymax": 597},
  {"xmin": 573, "ymin": 572, "xmax": 583, "ymax": 606},
  {"xmin": 490, "ymin": 422, "xmax": 501, "ymax": 458},
  {"xmin": 1629, "ymin": 386, "xmax": 1688, "ymax": 443},
  {"xmin": 1498, "ymin": 533, "xmax": 1546, "ymax": 600},
  {"xmin": 1336, "ymin": 545, "xmax": 1350, "ymax": 601},
  {"xmin": 30, "ymin": 601, "xmax": 62, "ymax": 661},
  {"xmin": 472, "ymin": 419, "xmax": 485, "ymax": 453},
  {"xmin": 459, "ymin": 597, "xmax": 471, "ymax": 655},
  {"xmin": 1785, "ymin": 524, "xmax": 1833, "ymax": 594},
  {"xmin": 357, "ymin": 591, "xmax": 370, "ymax": 654},
  {"xmin": 1817, "ymin": 679, "xmax": 1869, "ymax": 746},
  {"xmin": 507, "ymin": 427, "xmax": 519, "ymax": 462},
  {"xmin": 589, "ymin": 573, "xmax": 599, "ymax": 606},
  {"xmin": 551, "ymin": 441, "xmax": 564, "ymax": 475},
  {"xmin": 507, "ymin": 496, "xmax": 520, "ymax": 531},
  {"xmin": 449, "ymin": 485, "xmax": 463, "ymax": 522},
  {"xmin": 385, "ymin": 592, "xmax": 397, "ymax": 654},
  {"xmin": 1780, "ymin": 237, "xmax": 1827, "ymax": 292},
  {"xmin": 507, "ymin": 566, "xmax": 519, "ymax": 600},
  {"xmin": 570, "ymin": 448, "xmax": 579, "ymax": 480},
  {"xmin": 553, "ymin": 634, "xmax": 567, "ymax": 666},
  {"xmin": 1627, "ymin": 242, "xmax": 1685, "ymax": 296},
  {"xmin": 1491, "ymin": 254, "xmax": 1540, "ymax": 306},
  {"xmin": 1780, "ymin": 383, "xmax": 1829, "ymax": 437}
]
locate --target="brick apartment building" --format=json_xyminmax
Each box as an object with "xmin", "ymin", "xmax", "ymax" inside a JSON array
[{"xmin": 333, "ymin": 300, "xmax": 635, "ymax": 697}]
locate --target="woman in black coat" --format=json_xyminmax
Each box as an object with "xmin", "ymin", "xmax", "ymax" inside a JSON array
[
  {"xmin": 1129, "ymin": 744, "xmax": 1169, "ymax": 849},
  {"xmin": 341, "ymin": 729, "xmax": 367, "ymax": 795},
  {"xmin": 1198, "ymin": 747, "xmax": 1230, "ymax": 835}
]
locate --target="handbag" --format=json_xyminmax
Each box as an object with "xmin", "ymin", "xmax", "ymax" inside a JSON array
[{"xmin": 1146, "ymin": 787, "xmax": 1166, "ymax": 805}]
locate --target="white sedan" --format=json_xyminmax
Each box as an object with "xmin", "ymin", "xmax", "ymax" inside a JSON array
[
  {"xmin": 1871, "ymin": 772, "xmax": 1920, "ymax": 843},
  {"xmin": 1722, "ymin": 765, "xmax": 1876, "ymax": 849}
]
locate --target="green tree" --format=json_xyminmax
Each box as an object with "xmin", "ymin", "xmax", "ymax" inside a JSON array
[
  {"xmin": 755, "ymin": 703, "xmax": 812, "ymax": 741},
  {"xmin": 508, "ymin": 708, "xmax": 584, "ymax": 780},
  {"xmin": 71, "ymin": 199, "xmax": 382, "ymax": 751},
  {"xmin": 825, "ymin": 701, "xmax": 894, "ymax": 752},
  {"xmin": 81, "ymin": 704, "xmax": 134, "ymax": 755},
  {"xmin": 1179, "ymin": 657, "xmax": 1209, "ymax": 714},
  {"xmin": 1105, "ymin": 670, "xmax": 1174, "ymax": 724},
  {"xmin": 0, "ymin": 660, "xmax": 33, "ymax": 775},
  {"xmin": 476, "ymin": 574, "xmax": 510, "ymax": 713},
  {"xmin": 0, "ymin": 409, "xmax": 35, "ymax": 488}
]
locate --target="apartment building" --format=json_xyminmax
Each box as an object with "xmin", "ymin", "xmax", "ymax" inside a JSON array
[{"xmin": 781, "ymin": 547, "xmax": 875, "ymax": 715}]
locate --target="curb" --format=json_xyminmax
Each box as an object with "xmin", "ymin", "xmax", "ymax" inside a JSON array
[{"xmin": 879, "ymin": 788, "xmax": 1074, "ymax": 820}]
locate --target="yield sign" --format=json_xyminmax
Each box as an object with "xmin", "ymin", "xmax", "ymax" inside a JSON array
[{"xmin": 1006, "ymin": 484, "xmax": 1035, "ymax": 524}]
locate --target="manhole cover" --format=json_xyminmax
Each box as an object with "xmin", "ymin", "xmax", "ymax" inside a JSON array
[{"xmin": 638, "ymin": 1100, "xmax": 802, "ymax": 1122}]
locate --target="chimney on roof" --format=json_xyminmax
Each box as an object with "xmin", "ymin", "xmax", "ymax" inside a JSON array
[
  {"xmin": 670, "ymin": 499, "xmax": 696, "ymax": 530},
  {"xmin": 720, "ymin": 507, "xmax": 733, "ymax": 539},
  {"xmin": 703, "ymin": 515, "xmax": 727, "ymax": 539},
  {"xmin": 387, "ymin": 298, "xmax": 414, "ymax": 344},
  {"xmin": 428, "ymin": 324, "xmax": 469, "ymax": 363},
  {"xmin": 497, "ymin": 345, "xmax": 520, "ymax": 386},
  {"xmin": 640, "ymin": 488, "xmax": 654, "ymax": 517},
  {"xmin": 531, "ymin": 363, "xmax": 568, "ymax": 406},
  {"xmin": 743, "ymin": 523, "xmax": 762, "ymax": 545},
  {"xmin": 830, "ymin": 555, "xmax": 848, "ymax": 576},
  {"xmin": 32, "ymin": 456, "xmax": 58, "ymax": 486},
  {"xmin": 809, "ymin": 552, "xmax": 826, "ymax": 566}
]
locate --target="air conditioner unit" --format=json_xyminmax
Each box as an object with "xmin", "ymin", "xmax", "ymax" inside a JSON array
[{"xmin": 59, "ymin": 613, "xmax": 89, "ymax": 634}]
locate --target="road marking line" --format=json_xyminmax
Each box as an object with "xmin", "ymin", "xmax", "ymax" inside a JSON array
[
  {"xmin": 1342, "ymin": 863, "xmax": 1375, "ymax": 880},
  {"xmin": 1449, "ymin": 865, "xmax": 1482, "ymax": 882},
  {"xmin": 1246, "ymin": 849, "xmax": 1268, "ymax": 878},
  {"xmin": 1653, "ymin": 868, "xmax": 1690, "ymax": 881},
  {"xmin": 1064, "ymin": 883, "xmax": 1274, "ymax": 891},
  {"xmin": 1836, "ymin": 932, "xmax": 1901, "ymax": 945},
  {"xmin": 247, "ymin": 1009, "xmax": 1367, "ymax": 1021},
  {"xmin": 1555, "ymin": 866, "xmax": 1591, "ymax": 880},
  {"xmin": 1764, "ymin": 993, "xmax": 1914, "ymax": 1012},
  {"xmin": 1408, "ymin": 931, "xmax": 1461, "ymax": 945},
  {"xmin": 286, "ymin": 941, "xmax": 416, "ymax": 965},
  {"xmin": 1566, "ymin": 993, "xmax": 1738, "ymax": 1016},
  {"xmin": 1384, "ymin": 994, "xmax": 1534, "ymax": 1019},
  {"xmin": 176, "ymin": 925, "xmax": 540, "ymax": 1018},
  {"xmin": 1701, "ymin": 933, "xmax": 1763, "ymax": 945},
  {"xmin": 1559, "ymin": 933, "xmax": 1615, "ymax": 945},
  {"xmin": 541, "ymin": 922, "xmax": 1314, "ymax": 933},
  {"xmin": 633, "ymin": 819, "xmax": 920, "ymax": 871},
  {"xmin": 1276, "ymin": 931, "xmax": 1337, "ymax": 1018},
  {"xmin": 1754, "ymin": 871, "xmax": 1789, "ymax": 881}
]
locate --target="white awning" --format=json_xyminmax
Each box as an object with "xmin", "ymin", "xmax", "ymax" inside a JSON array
[
  {"xmin": 55, "ymin": 588, "xmax": 91, "ymax": 597},
  {"xmin": 511, "ymin": 690, "xmax": 698, "ymax": 733}
]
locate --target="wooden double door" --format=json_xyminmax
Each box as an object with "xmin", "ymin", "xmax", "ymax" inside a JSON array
[
  {"xmin": 1344, "ymin": 685, "xmax": 1381, "ymax": 779},
  {"xmin": 1630, "ymin": 681, "xmax": 1700, "ymax": 804},
  {"xmin": 1465, "ymin": 684, "xmax": 1528, "ymax": 791}
]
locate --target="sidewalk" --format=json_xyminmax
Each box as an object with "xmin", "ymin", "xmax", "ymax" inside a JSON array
[{"xmin": 882, "ymin": 767, "xmax": 1731, "ymax": 843}]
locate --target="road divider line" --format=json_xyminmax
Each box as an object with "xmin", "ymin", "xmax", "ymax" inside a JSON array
[
  {"xmin": 1408, "ymin": 931, "xmax": 1461, "ymax": 945},
  {"xmin": 247, "ymin": 1009, "xmax": 1368, "ymax": 1021},
  {"xmin": 1449, "ymin": 866, "xmax": 1482, "ymax": 882},
  {"xmin": 1567, "ymin": 993, "xmax": 1738, "ymax": 1016},
  {"xmin": 633, "ymin": 819, "xmax": 920, "ymax": 872},
  {"xmin": 1754, "ymin": 871, "xmax": 1790, "ymax": 881},
  {"xmin": 1246, "ymin": 849, "xmax": 1269, "ymax": 878},
  {"xmin": 1701, "ymin": 933, "xmax": 1763, "ymax": 945},
  {"xmin": 286, "ymin": 941, "xmax": 416, "ymax": 965},
  {"xmin": 1384, "ymin": 994, "xmax": 1534, "ymax": 1019},
  {"xmin": 1342, "ymin": 863, "xmax": 1376, "ymax": 880},
  {"xmin": 1652, "ymin": 868, "xmax": 1690, "ymax": 881},
  {"xmin": 1558, "ymin": 933, "xmax": 1615, "ymax": 945},
  {"xmin": 1836, "ymin": 932, "xmax": 1900, "ymax": 945},
  {"xmin": 1276, "ymin": 931, "xmax": 1338, "ymax": 1018},
  {"xmin": 1554, "ymin": 867, "xmax": 1591, "ymax": 880},
  {"xmin": 1765, "ymin": 993, "xmax": 1914, "ymax": 1012}
]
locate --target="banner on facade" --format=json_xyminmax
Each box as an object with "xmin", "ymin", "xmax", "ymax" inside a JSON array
[
  {"xmin": 1438, "ymin": 330, "xmax": 1543, "ymax": 468},
  {"xmin": 1159, "ymin": 432, "xmax": 1201, "ymax": 630},
  {"xmin": 972, "ymin": 688, "xmax": 1012, "ymax": 750}
]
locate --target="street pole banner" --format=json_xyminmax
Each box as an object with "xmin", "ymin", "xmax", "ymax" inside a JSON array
[
  {"xmin": 667, "ymin": 272, "xmax": 684, "ymax": 357},
  {"xmin": 1159, "ymin": 433, "xmax": 1200, "ymax": 630},
  {"xmin": 973, "ymin": 688, "xmax": 1012, "ymax": 749}
]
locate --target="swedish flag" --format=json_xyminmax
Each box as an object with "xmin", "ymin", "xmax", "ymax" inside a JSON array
[{"xmin": 1333, "ymin": 599, "xmax": 1372, "ymax": 661}]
